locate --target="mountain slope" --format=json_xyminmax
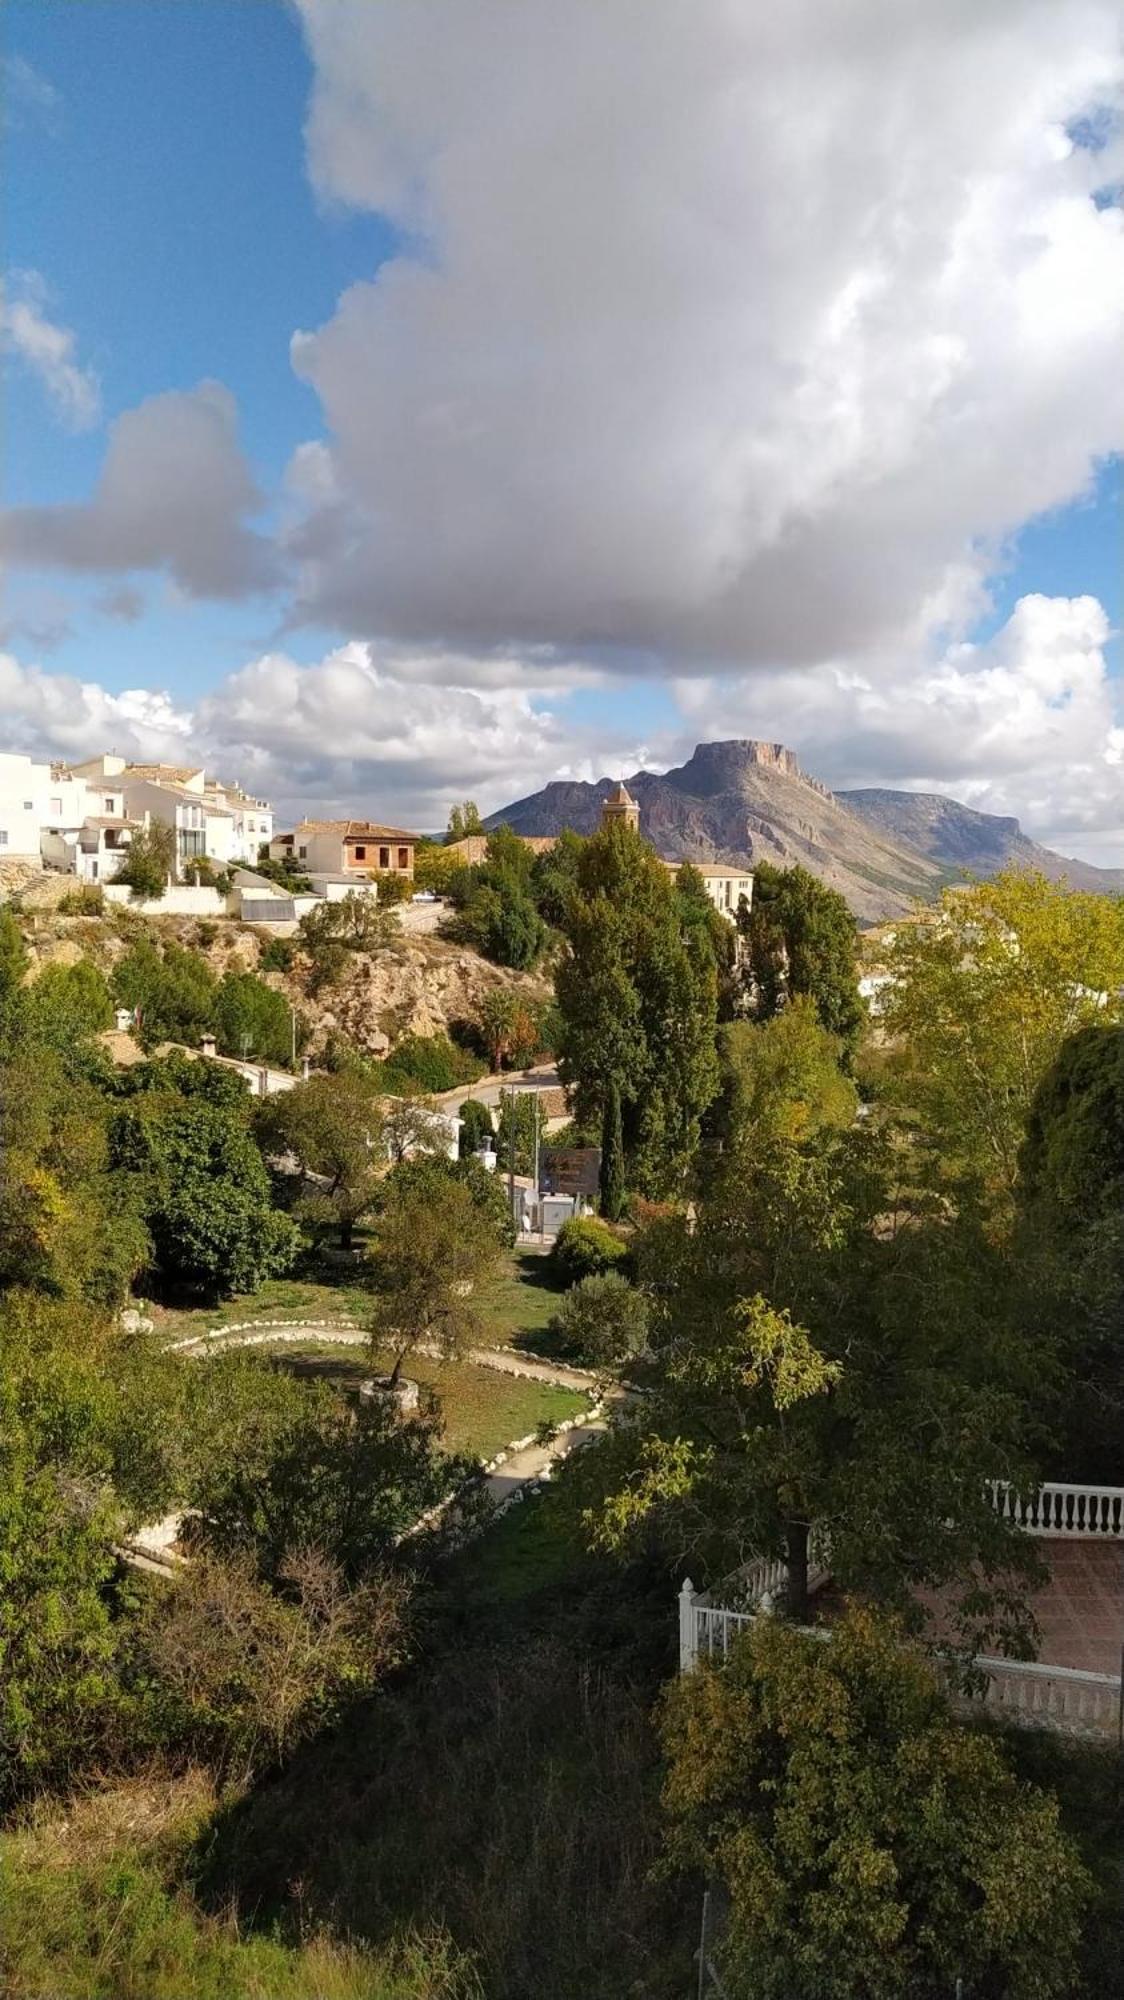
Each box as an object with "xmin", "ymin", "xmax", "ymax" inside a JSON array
[
  {"xmin": 839, "ymin": 790, "xmax": 1124, "ymax": 896},
  {"xmin": 489, "ymin": 740, "xmax": 943, "ymax": 922}
]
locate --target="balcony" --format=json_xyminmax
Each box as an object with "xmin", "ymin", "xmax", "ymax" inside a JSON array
[{"xmin": 678, "ymin": 1481, "xmax": 1124, "ymax": 1741}]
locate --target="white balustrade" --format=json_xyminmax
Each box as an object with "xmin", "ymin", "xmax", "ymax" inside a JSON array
[
  {"xmin": 948, "ymin": 1656, "xmax": 1121, "ymax": 1740},
  {"xmin": 989, "ymin": 1480, "xmax": 1124, "ymax": 1538}
]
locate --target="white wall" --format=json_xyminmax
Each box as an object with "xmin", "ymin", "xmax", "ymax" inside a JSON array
[
  {"xmin": 104, "ymin": 882, "xmax": 229, "ymax": 916},
  {"xmin": 0, "ymin": 752, "xmax": 50, "ymax": 860}
]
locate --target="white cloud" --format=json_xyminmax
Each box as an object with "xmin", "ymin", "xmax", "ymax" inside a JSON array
[
  {"xmin": 1, "ymin": 381, "xmax": 278, "ymax": 598},
  {"xmin": 670, "ymin": 594, "xmax": 1124, "ymax": 856},
  {"xmin": 288, "ymin": 0, "xmax": 1124, "ymax": 668},
  {"xmin": 1, "ymin": 273, "xmax": 100, "ymax": 429},
  {"xmin": 2, "ymin": 55, "xmax": 61, "ymax": 133}
]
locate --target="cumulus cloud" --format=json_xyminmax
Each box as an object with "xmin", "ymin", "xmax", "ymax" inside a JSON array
[
  {"xmin": 1, "ymin": 381, "xmax": 278, "ymax": 598},
  {"xmin": 1, "ymin": 273, "xmax": 100, "ymax": 428},
  {"xmin": 670, "ymin": 594, "xmax": 1124, "ymax": 853},
  {"xmin": 0, "ymin": 641, "xmax": 652, "ymax": 829},
  {"xmin": 287, "ymin": 0, "xmax": 1124, "ymax": 668}
]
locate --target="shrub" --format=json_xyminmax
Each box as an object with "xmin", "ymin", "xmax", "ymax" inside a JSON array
[
  {"xmin": 116, "ymin": 824, "xmax": 176, "ymax": 900},
  {"xmin": 545, "ymin": 1272, "xmax": 649, "ymax": 1366},
  {"xmin": 379, "ymin": 1032, "xmax": 485, "ymax": 1096},
  {"xmin": 367, "ymin": 869, "xmax": 412, "ymax": 906},
  {"xmin": 548, "ymin": 1215, "xmax": 630, "ymax": 1285},
  {"xmin": 57, "ymin": 883, "xmax": 104, "ymax": 917},
  {"xmin": 214, "ymin": 970, "xmax": 295, "ymax": 1069},
  {"xmin": 459, "ymin": 1097, "xmax": 495, "ymax": 1157},
  {"xmin": 259, "ymin": 935, "xmax": 294, "ymax": 973}
]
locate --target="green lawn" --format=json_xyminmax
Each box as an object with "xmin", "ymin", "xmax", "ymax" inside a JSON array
[
  {"xmin": 148, "ymin": 1250, "xmax": 563, "ymax": 1353},
  {"xmin": 257, "ymin": 1339, "xmax": 587, "ymax": 1461}
]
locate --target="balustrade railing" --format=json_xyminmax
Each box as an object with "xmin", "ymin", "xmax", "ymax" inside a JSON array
[
  {"xmin": 989, "ymin": 1480, "xmax": 1124, "ymax": 1538},
  {"xmin": 949, "ymin": 1656, "xmax": 1121, "ymax": 1740}
]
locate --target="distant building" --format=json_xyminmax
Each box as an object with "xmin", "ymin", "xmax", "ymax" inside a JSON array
[
  {"xmin": 269, "ymin": 819, "xmax": 418, "ymax": 879},
  {"xmin": 601, "ymin": 781, "xmax": 641, "ymax": 834},
  {"xmin": 66, "ymin": 756, "xmax": 273, "ymax": 876},
  {"xmin": 445, "ymin": 833, "xmax": 556, "ymax": 865},
  {"xmin": 0, "ymin": 751, "xmax": 51, "ymax": 861},
  {"xmin": 666, "ymin": 861, "xmax": 754, "ymax": 923}
]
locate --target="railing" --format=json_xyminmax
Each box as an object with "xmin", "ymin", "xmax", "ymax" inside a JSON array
[
  {"xmin": 989, "ymin": 1480, "xmax": 1124, "ymax": 1538},
  {"xmin": 949, "ymin": 1656, "xmax": 1121, "ymax": 1741}
]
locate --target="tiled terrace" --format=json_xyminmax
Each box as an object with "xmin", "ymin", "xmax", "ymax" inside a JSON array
[{"xmin": 918, "ymin": 1537, "xmax": 1123, "ymax": 1677}]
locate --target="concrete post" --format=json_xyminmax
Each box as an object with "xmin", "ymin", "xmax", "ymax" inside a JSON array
[{"xmin": 679, "ymin": 1577, "xmax": 698, "ymax": 1673}]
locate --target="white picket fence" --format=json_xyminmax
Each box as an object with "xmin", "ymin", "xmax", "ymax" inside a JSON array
[{"xmin": 989, "ymin": 1479, "xmax": 1124, "ymax": 1538}]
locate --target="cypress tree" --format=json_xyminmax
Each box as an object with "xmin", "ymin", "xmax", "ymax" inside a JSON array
[{"xmin": 600, "ymin": 1078, "xmax": 625, "ymax": 1220}]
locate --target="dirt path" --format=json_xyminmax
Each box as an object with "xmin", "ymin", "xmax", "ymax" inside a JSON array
[{"xmin": 167, "ymin": 1320, "xmax": 600, "ymax": 1394}]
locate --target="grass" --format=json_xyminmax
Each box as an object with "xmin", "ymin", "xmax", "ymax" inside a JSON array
[
  {"xmin": 0, "ymin": 1773, "xmax": 476, "ymax": 2000},
  {"xmin": 272, "ymin": 1340, "xmax": 587, "ymax": 1459},
  {"xmin": 472, "ymin": 1247, "xmax": 563, "ymax": 1350}
]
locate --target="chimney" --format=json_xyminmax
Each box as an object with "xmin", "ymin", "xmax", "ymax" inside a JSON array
[{"xmin": 200, "ymin": 1033, "xmax": 217, "ymax": 1058}]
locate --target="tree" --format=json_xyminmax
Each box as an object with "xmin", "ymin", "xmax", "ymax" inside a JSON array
[
  {"xmin": 379, "ymin": 1151, "xmax": 517, "ymax": 1250},
  {"xmin": 599, "ymin": 1078, "xmax": 625, "ymax": 1219},
  {"xmin": 116, "ymin": 821, "xmax": 176, "ymax": 899},
  {"xmin": 446, "ymin": 799, "xmax": 484, "ymax": 842},
  {"xmin": 545, "ymin": 1271, "xmax": 648, "ymax": 1367},
  {"xmin": 363, "ymin": 1174, "xmax": 503, "ymax": 1383},
  {"xmin": 740, "ymin": 861, "xmax": 865, "ymax": 1057},
  {"xmin": 110, "ymin": 1091, "xmax": 298, "ymax": 1297},
  {"xmin": 496, "ymin": 1089, "xmax": 538, "ymax": 1175},
  {"xmin": 446, "ymin": 828, "xmax": 548, "ymax": 970},
  {"xmin": 413, "ymin": 841, "xmax": 469, "ymax": 896},
  {"xmin": 379, "ymin": 1031, "xmax": 485, "ymax": 1095},
  {"xmin": 0, "ymin": 906, "xmax": 29, "ymax": 1020},
  {"xmin": 458, "ymin": 1097, "xmax": 495, "ymax": 1157},
  {"xmin": 18, "ymin": 961, "xmax": 113, "ymax": 1051},
  {"xmin": 257, "ymin": 1068, "xmax": 385, "ymax": 1248},
  {"xmin": 476, "ymin": 986, "xmax": 542, "ymax": 1070},
  {"xmin": 298, "ymin": 892, "xmax": 397, "ymax": 993},
  {"xmin": 582, "ymin": 1129, "xmax": 1042, "ymax": 1641},
  {"xmin": 180, "ymin": 1355, "xmax": 456, "ymax": 1582},
  {"xmin": 530, "ymin": 826, "xmax": 586, "ymax": 929},
  {"xmin": 214, "ymin": 969, "xmax": 295, "ymax": 1069},
  {"xmin": 110, "ymin": 936, "xmax": 217, "ymax": 1046},
  {"xmin": 659, "ymin": 1607, "xmax": 1090, "ymax": 2000},
  {"xmin": 367, "ymin": 868, "xmax": 411, "ymax": 906},
  {"xmin": 709, "ymin": 998, "xmax": 858, "ymax": 1153},
  {"xmin": 555, "ymin": 819, "xmax": 720, "ymax": 1193},
  {"xmin": 882, "ymin": 871, "xmax": 1124, "ymax": 1202}
]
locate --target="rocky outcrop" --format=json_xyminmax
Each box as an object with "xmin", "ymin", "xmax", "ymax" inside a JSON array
[{"xmin": 293, "ymin": 936, "xmax": 551, "ymax": 1057}]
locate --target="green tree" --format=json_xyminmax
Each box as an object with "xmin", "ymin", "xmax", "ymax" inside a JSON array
[
  {"xmin": 660, "ymin": 1607, "xmax": 1090, "ymax": 2000},
  {"xmin": 555, "ymin": 819, "xmax": 720, "ymax": 1193},
  {"xmin": 257, "ymin": 1068, "xmax": 385, "ymax": 1248},
  {"xmin": 741, "ymin": 861, "xmax": 865, "ymax": 1056},
  {"xmin": 379, "ymin": 1151, "xmax": 516, "ymax": 1249},
  {"xmin": 447, "ymin": 827, "xmax": 548, "ymax": 970},
  {"xmin": 413, "ymin": 840, "xmax": 469, "ymax": 895},
  {"xmin": 458, "ymin": 1096, "xmax": 495, "ymax": 1157},
  {"xmin": 446, "ymin": 799, "xmax": 484, "ymax": 842},
  {"xmin": 710, "ymin": 998, "xmax": 858, "ymax": 1152},
  {"xmin": 110, "ymin": 936, "xmax": 217, "ymax": 1046},
  {"xmin": 0, "ymin": 906, "xmax": 30, "ymax": 1020},
  {"xmin": 882, "ymin": 871, "xmax": 1124, "ymax": 1202},
  {"xmin": 18, "ymin": 961, "xmax": 113, "ymax": 1051},
  {"xmin": 496, "ymin": 1089, "xmax": 538, "ymax": 1175},
  {"xmin": 530, "ymin": 826, "xmax": 586, "ymax": 929},
  {"xmin": 548, "ymin": 1213, "xmax": 629, "ymax": 1285},
  {"xmin": 116, "ymin": 821, "xmax": 177, "ymax": 899},
  {"xmin": 214, "ymin": 969, "xmax": 296, "ymax": 1068},
  {"xmin": 363, "ymin": 1173, "xmax": 503, "ymax": 1383},
  {"xmin": 298, "ymin": 892, "xmax": 398, "ymax": 993},
  {"xmin": 476, "ymin": 986, "xmax": 542, "ymax": 1070},
  {"xmin": 582, "ymin": 1131, "xmax": 1041, "ymax": 1639},
  {"xmin": 110, "ymin": 1091, "xmax": 298, "ymax": 1297},
  {"xmin": 599, "ymin": 1078, "xmax": 625, "ymax": 1219}
]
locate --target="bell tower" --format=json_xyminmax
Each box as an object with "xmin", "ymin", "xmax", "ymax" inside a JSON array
[{"xmin": 601, "ymin": 781, "xmax": 640, "ymax": 834}]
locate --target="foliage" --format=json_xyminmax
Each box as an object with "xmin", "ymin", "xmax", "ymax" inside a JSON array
[
  {"xmin": 445, "ymin": 799, "xmax": 484, "ymax": 842},
  {"xmin": 709, "ymin": 998, "xmax": 858, "ymax": 1152},
  {"xmin": 548, "ymin": 1214, "xmax": 630, "ymax": 1286},
  {"xmin": 445, "ymin": 829, "xmax": 548, "ymax": 970},
  {"xmin": 298, "ymin": 891, "xmax": 398, "ymax": 992},
  {"xmin": 599, "ymin": 1078, "xmax": 625, "ymax": 1219},
  {"xmin": 110, "ymin": 936, "xmax": 217, "ymax": 1047},
  {"xmin": 0, "ymin": 904, "xmax": 30, "ymax": 1012},
  {"xmin": 881, "ymin": 871, "xmax": 1124, "ymax": 1202},
  {"xmin": 458, "ymin": 1097, "xmax": 495, "ymax": 1157},
  {"xmin": 660, "ymin": 1608, "xmax": 1090, "ymax": 2000},
  {"xmin": 413, "ymin": 841, "xmax": 470, "ymax": 896},
  {"xmin": 18, "ymin": 960, "xmax": 113, "ymax": 1051},
  {"xmin": 115, "ymin": 1047, "xmax": 254, "ymax": 1115},
  {"xmin": 530, "ymin": 827, "xmax": 586, "ymax": 929},
  {"xmin": 116, "ymin": 822, "xmax": 177, "ymax": 900},
  {"xmin": 554, "ymin": 819, "xmax": 720, "ymax": 1194},
  {"xmin": 363, "ymin": 1172, "xmax": 504, "ymax": 1382},
  {"xmin": 740, "ymin": 859, "xmax": 865, "ymax": 1056},
  {"xmin": 378, "ymin": 1031, "xmax": 485, "ymax": 1096},
  {"xmin": 252, "ymin": 852, "xmax": 315, "ymax": 895},
  {"xmin": 110, "ymin": 1090, "xmax": 298, "ymax": 1298},
  {"xmin": 475, "ymin": 986, "xmax": 544, "ymax": 1070},
  {"xmin": 582, "ymin": 1130, "xmax": 1043, "ymax": 1639},
  {"xmin": 545, "ymin": 1271, "xmax": 648, "ymax": 1366},
  {"xmin": 56, "ymin": 882, "xmax": 105, "ymax": 916},
  {"xmin": 214, "ymin": 968, "xmax": 296, "ymax": 1068},
  {"xmin": 258, "ymin": 933, "xmax": 295, "ymax": 972},
  {"xmin": 495, "ymin": 1089, "xmax": 538, "ymax": 1175},
  {"xmin": 257, "ymin": 1068, "xmax": 386, "ymax": 1248},
  {"xmin": 364, "ymin": 868, "xmax": 410, "ymax": 906},
  {"xmin": 131, "ymin": 1548, "xmax": 408, "ymax": 1775}
]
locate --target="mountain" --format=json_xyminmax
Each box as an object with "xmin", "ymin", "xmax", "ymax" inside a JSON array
[
  {"xmin": 838, "ymin": 790, "xmax": 1124, "ymax": 897},
  {"xmin": 489, "ymin": 740, "xmax": 943, "ymax": 923}
]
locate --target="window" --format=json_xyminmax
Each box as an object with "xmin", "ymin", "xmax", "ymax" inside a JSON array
[
  {"xmin": 180, "ymin": 829, "xmax": 205, "ymax": 858},
  {"xmin": 353, "ymin": 844, "xmax": 367, "ymax": 861},
  {"xmin": 298, "ymin": 845, "xmax": 307, "ymax": 859},
  {"xmin": 50, "ymin": 797, "xmax": 62, "ymax": 815},
  {"xmin": 104, "ymin": 797, "xmax": 114, "ymax": 813},
  {"xmin": 379, "ymin": 845, "xmax": 390, "ymax": 869},
  {"xmin": 23, "ymin": 800, "xmax": 33, "ymax": 811},
  {"xmin": 0, "ymin": 831, "xmax": 8, "ymax": 846},
  {"xmin": 398, "ymin": 846, "xmax": 409, "ymax": 870}
]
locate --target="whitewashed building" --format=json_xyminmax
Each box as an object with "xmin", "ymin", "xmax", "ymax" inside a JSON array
[{"xmin": 0, "ymin": 751, "xmax": 51, "ymax": 861}]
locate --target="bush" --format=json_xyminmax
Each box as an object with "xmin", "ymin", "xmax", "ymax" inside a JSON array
[
  {"xmin": 116, "ymin": 824, "xmax": 176, "ymax": 901},
  {"xmin": 253, "ymin": 854, "xmax": 315, "ymax": 895},
  {"xmin": 545, "ymin": 1272, "xmax": 649, "ymax": 1366},
  {"xmin": 213, "ymin": 970, "xmax": 295, "ymax": 1069},
  {"xmin": 548, "ymin": 1215, "xmax": 630, "ymax": 1285},
  {"xmin": 258, "ymin": 935, "xmax": 294, "ymax": 973},
  {"xmin": 379, "ymin": 1033, "xmax": 485, "ymax": 1096},
  {"xmin": 57, "ymin": 883, "xmax": 104, "ymax": 916},
  {"xmin": 367, "ymin": 869, "xmax": 412, "ymax": 906},
  {"xmin": 110, "ymin": 938, "xmax": 217, "ymax": 1047},
  {"xmin": 458, "ymin": 1097, "xmax": 495, "ymax": 1157}
]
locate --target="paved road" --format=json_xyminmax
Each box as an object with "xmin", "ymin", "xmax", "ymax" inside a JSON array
[{"xmin": 433, "ymin": 1062, "xmax": 561, "ymax": 1112}]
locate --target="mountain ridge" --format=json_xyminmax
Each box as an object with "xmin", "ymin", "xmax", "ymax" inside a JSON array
[{"xmin": 486, "ymin": 739, "xmax": 1121, "ymax": 922}]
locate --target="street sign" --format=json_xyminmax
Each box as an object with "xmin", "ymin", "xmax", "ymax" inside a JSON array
[{"xmin": 541, "ymin": 1145, "xmax": 601, "ymax": 1197}]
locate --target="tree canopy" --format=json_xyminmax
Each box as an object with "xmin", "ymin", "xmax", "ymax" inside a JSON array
[{"xmin": 741, "ymin": 861, "xmax": 864, "ymax": 1056}]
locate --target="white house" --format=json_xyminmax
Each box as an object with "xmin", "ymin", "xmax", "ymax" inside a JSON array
[
  {"xmin": 666, "ymin": 861, "xmax": 754, "ymax": 922},
  {"xmin": 0, "ymin": 751, "xmax": 51, "ymax": 861},
  {"xmin": 68, "ymin": 756, "xmax": 272, "ymax": 878},
  {"xmin": 202, "ymin": 778, "xmax": 273, "ymax": 864},
  {"xmin": 40, "ymin": 767, "xmax": 139, "ymax": 883}
]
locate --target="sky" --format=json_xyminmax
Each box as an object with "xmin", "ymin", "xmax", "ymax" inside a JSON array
[{"xmin": 1, "ymin": 0, "xmax": 1122, "ymax": 860}]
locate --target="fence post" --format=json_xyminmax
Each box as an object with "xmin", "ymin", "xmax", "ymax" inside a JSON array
[{"xmin": 679, "ymin": 1578, "xmax": 698, "ymax": 1673}]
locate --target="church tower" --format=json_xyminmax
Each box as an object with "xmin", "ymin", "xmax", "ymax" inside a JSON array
[{"xmin": 601, "ymin": 781, "xmax": 640, "ymax": 834}]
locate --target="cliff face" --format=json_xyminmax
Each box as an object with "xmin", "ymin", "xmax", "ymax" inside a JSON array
[
  {"xmin": 840, "ymin": 789, "xmax": 1124, "ymax": 895},
  {"xmin": 491, "ymin": 740, "xmax": 940, "ymax": 922}
]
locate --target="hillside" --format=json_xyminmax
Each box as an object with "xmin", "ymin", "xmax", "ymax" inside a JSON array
[
  {"xmin": 839, "ymin": 789, "xmax": 1124, "ymax": 895},
  {"xmin": 490, "ymin": 740, "xmax": 942, "ymax": 922}
]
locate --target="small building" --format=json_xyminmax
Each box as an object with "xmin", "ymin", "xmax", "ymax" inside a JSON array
[
  {"xmin": 270, "ymin": 819, "xmax": 418, "ymax": 880},
  {"xmin": 445, "ymin": 833, "xmax": 556, "ymax": 865},
  {"xmin": 666, "ymin": 860, "xmax": 754, "ymax": 923},
  {"xmin": 0, "ymin": 750, "xmax": 51, "ymax": 860}
]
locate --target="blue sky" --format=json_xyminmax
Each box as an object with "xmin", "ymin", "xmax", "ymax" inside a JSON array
[{"xmin": 2, "ymin": 2, "xmax": 1121, "ymax": 856}]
